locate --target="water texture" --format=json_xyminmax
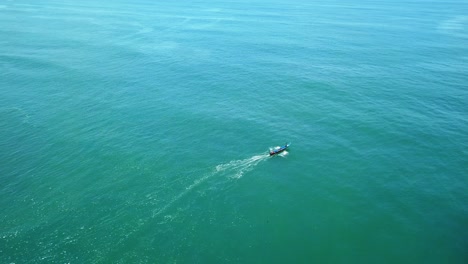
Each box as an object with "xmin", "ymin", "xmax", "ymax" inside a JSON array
[{"xmin": 1, "ymin": 0, "xmax": 467, "ymax": 263}]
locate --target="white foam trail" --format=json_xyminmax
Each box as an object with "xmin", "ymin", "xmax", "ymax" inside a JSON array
[
  {"xmin": 215, "ymin": 154, "xmax": 269, "ymax": 179},
  {"xmin": 103, "ymin": 152, "xmax": 270, "ymax": 262},
  {"xmin": 152, "ymin": 172, "xmax": 211, "ymax": 218},
  {"xmin": 152, "ymin": 153, "xmax": 269, "ymax": 217}
]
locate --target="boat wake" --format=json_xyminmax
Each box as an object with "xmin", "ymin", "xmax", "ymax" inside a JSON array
[
  {"xmin": 102, "ymin": 152, "xmax": 270, "ymax": 261},
  {"xmin": 215, "ymin": 154, "xmax": 269, "ymax": 179},
  {"xmin": 278, "ymin": 151, "xmax": 289, "ymax": 157},
  {"xmin": 152, "ymin": 153, "xmax": 269, "ymax": 218}
]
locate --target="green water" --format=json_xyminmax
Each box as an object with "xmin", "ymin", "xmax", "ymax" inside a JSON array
[{"xmin": 1, "ymin": 0, "xmax": 467, "ymax": 263}]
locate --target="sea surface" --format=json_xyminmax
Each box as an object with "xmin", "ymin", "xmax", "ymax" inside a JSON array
[{"xmin": 1, "ymin": 0, "xmax": 467, "ymax": 263}]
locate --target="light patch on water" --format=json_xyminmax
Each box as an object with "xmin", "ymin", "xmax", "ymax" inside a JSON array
[
  {"xmin": 0, "ymin": 106, "xmax": 35, "ymax": 126},
  {"xmin": 205, "ymin": 8, "xmax": 222, "ymax": 12},
  {"xmin": 159, "ymin": 17, "xmax": 192, "ymax": 33},
  {"xmin": 137, "ymin": 27, "xmax": 153, "ymax": 34},
  {"xmin": 187, "ymin": 17, "xmax": 223, "ymax": 30},
  {"xmin": 437, "ymin": 16, "xmax": 468, "ymax": 38}
]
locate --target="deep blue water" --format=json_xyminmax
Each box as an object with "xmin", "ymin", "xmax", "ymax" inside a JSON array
[{"xmin": 1, "ymin": 0, "xmax": 467, "ymax": 263}]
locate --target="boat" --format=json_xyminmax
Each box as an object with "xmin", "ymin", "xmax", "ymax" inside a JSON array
[{"xmin": 269, "ymin": 143, "xmax": 290, "ymax": 156}]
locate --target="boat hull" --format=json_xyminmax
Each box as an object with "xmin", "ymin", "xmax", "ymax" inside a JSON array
[{"xmin": 269, "ymin": 144, "xmax": 289, "ymax": 156}]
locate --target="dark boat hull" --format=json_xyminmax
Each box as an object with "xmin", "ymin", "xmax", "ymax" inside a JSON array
[{"xmin": 269, "ymin": 144, "xmax": 290, "ymax": 156}]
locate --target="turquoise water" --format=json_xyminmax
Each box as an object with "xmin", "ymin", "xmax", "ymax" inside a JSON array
[{"xmin": 1, "ymin": 0, "xmax": 467, "ymax": 263}]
